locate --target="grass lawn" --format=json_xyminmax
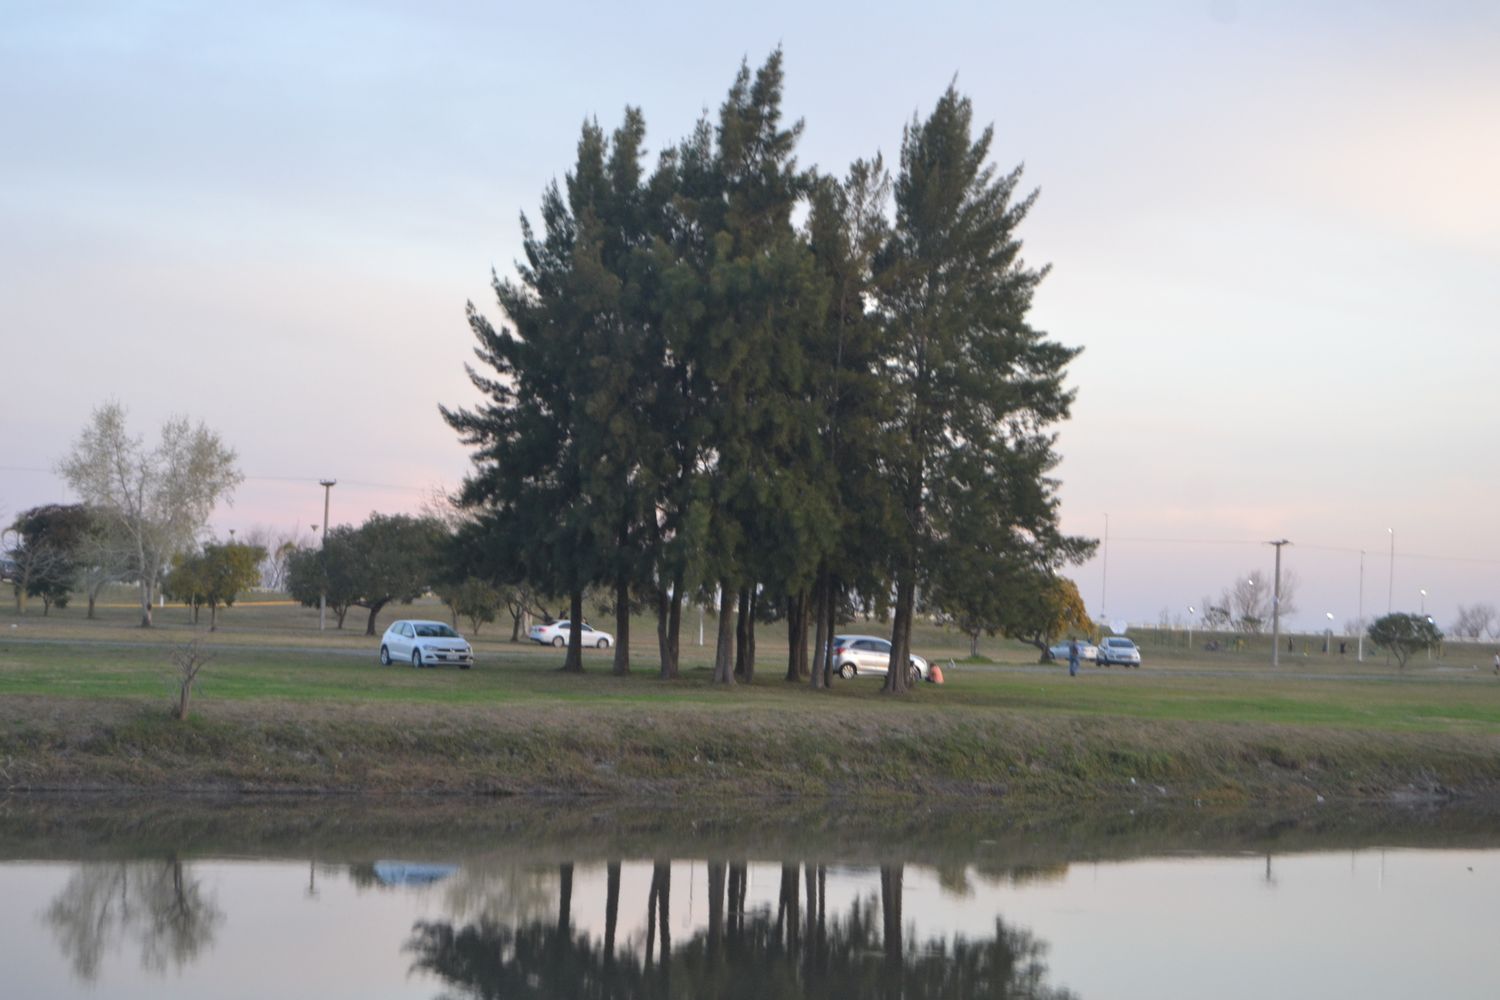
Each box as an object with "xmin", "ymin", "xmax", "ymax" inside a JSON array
[{"xmin": 4, "ymin": 591, "xmax": 1500, "ymax": 802}]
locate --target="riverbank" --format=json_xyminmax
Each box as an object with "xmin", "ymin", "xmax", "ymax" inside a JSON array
[{"xmin": 4, "ymin": 694, "xmax": 1499, "ymax": 805}]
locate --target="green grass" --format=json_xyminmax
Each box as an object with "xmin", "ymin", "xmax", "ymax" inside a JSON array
[{"xmin": 4, "ymin": 594, "xmax": 1500, "ymax": 802}]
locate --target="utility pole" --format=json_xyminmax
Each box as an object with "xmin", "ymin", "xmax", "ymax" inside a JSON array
[
  {"xmin": 1268, "ymin": 539, "xmax": 1291, "ymax": 667},
  {"xmin": 318, "ymin": 479, "xmax": 336, "ymax": 631}
]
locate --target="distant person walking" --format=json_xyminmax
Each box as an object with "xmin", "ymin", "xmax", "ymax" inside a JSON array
[{"xmin": 1068, "ymin": 638, "xmax": 1080, "ymax": 677}]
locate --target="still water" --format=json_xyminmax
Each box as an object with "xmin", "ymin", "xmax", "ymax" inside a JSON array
[{"xmin": 1, "ymin": 798, "xmax": 1497, "ymax": 999}]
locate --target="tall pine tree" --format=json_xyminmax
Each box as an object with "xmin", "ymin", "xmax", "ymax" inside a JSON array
[{"xmin": 875, "ymin": 86, "xmax": 1087, "ymax": 693}]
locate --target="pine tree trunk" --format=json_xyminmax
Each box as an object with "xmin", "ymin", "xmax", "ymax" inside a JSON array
[
  {"xmin": 612, "ymin": 574, "xmax": 631, "ymax": 676},
  {"xmin": 562, "ymin": 587, "xmax": 585, "ymax": 673},
  {"xmin": 734, "ymin": 587, "xmax": 750, "ymax": 679},
  {"xmin": 744, "ymin": 589, "xmax": 758, "ymax": 683},
  {"xmin": 970, "ymin": 631, "xmax": 979, "ymax": 657},
  {"xmin": 666, "ymin": 576, "xmax": 683, "ymax": 677},
  {"xmin": 810, "ymin": 574, "xmax": 828, "ymax": 689},
  {"xmin": 884, "ymin": 570, "xmax": 915, "ymax": 693},
  {"xmin": 209, "ymin": 604, "xmax": 218, "ymax": 632},
  {"xmin": 87, "ymin": 592, "xmax": 97, "ymax": 619},
  {"xmin": 795, "ymin": 590, "xmax": 809, "ymax": 678},
  {"xmin": 786, "ymin": 595, "xmax": 801, "ymax": 682},
  {"xmin": 712, "ymin": 581, "xmax": 736, "ymax": 685},
  {"xmin": 655, "ymin": 585, "xmax": 671, "ymax": 677}
]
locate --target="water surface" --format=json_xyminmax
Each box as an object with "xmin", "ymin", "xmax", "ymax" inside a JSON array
[{"xmin": 1, "ymin": 797, "xmax": 1495, "ymax": 998}]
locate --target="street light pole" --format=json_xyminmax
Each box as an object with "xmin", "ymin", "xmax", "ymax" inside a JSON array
[
  {"xmin": 318, "ymin": 479, "xmax": 336, "ymax": 631},
  {"xmin": 1387, "ymin": 528, "xmax": 1395, "ymax": 614},
  {"xmin": 1187, "ymin": 605, "xmax": 1195, "ymax": 653},
  {"xmin": 1420, "ymin": 589, "xmax": 1426, "ymax": 615},
  {"xmin": 1268, "ymin": 539, "xmax": 1291, "ymax": 667}
]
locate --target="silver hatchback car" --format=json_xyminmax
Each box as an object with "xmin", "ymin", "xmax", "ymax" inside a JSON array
[{"xmin": 831, "ymin": 634, "xmax": 928, "ymax": 683}]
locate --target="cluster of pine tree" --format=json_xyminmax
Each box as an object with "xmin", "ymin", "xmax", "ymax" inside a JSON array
[{"xmin": 443, "ymin": 52, "xmax": 1093, "ymax": 691}]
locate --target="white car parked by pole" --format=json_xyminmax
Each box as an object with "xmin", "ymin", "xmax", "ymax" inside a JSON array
[{"xmin": 527, "ymin": 620, "xmax": 614, "ymax": 649}]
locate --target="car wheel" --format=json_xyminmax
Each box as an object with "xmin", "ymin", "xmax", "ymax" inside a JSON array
[
  {"xmin": 908, "ymin": 664, "xmax": 922, "ymax": 685},
  {"xmin": 460, "ymin": 662, "xmax": 471, "ymax": 671},
  {"xmin": 839, "ymin": 662, "xmax": 855, "ymax": 680},
  {"xmin": 411, "ymin": 649, "xmax": 422, "ymax": 669},
  {"xmin": 379, "ymin": 645, "xmax": 391, "ymax": 666},
  {"xmin": 552, "ymin": 635, "xmax": 565, "ymax": 648},
  {"xmin": 597, "ymin": 638, "xmax": 609, "ymax": 649}
]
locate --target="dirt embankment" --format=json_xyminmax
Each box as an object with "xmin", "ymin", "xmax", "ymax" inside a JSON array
[{"xmin": 4, "ymin": 695, "xmax": 1499, "ymax": 806}]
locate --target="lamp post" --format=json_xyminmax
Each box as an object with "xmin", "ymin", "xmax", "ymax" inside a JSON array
[
  {"xmin": 1187, "ymin": 605, "xmax": 1195, "ymax": 652},
  {"xmin": 1325, "ymin": 611, "xmax": 1334, "ymax": 655},
  {"xmin": 318, "ymin": 479, "xmax": 336, "ymax": 631},
  {"xmin": 1419, "ymin": 589, "xmax": 1426, "ymax": 615},
  {"xmin": 1387, "ymin": 528, "xmax": 1395, "ymax": 614}
]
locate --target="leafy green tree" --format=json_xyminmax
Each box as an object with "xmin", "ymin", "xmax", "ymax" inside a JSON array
[
  {"xmin": 802, "ymin": 159, "xmax": 896, "ymax": 688},
  {"xmin": 284, "ymin": 530, "xmax": 362, "ymax": 629},
  {"xmin": 436, "ymin": 576, "xmax": 503, "ymax": 634},
  {"xmin": 1368, "ymin": 612, "xmax": 1442, "ymax": 669},
  {"xmin": 346, "ymin": 514, "xmax": 446, "ymax": 636},
  {"xmin": 162, "ymin": 552, "xmax": 210, "ymax": 623},
  {"xmin": 443, "ymin": 120, "xmax": 627, "ymax": 672},
  {"xmin": 666, "ymin": 51, "xmax": 828, "ymax": 685},
  {"xmin": 6, "ymin": 504, "xmax": 92, "ymax": 615},
  {"xmin": 162, "ymin": 542, "xmax": 264, "ymax": 630},
  {"xmin": 874, "ymin": 86, "xmax": 1088, "ymax": 693}
]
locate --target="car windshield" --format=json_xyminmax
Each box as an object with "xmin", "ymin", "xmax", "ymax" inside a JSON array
[
  {"xmin": 1109, "ymin": 638, "xmax": 1135, "ymax": 648},
  {"xmin": 415, "ymin": 623, "xmax": 459, "ymax": 638}
]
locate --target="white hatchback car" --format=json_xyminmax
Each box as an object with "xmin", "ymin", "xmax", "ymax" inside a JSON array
[
  {"xmin": 831, "ymin": 634, "xmax": 928, "ymax": 683},
  {"xmin": 379, "ymin": 620, "xmax": 473, "ymax": 669},
  {"xmin": 528, "ymin": 619, "xmax": 614, "ymax": 649},
  {"xmin": 1097, "ymin": 635, "xmax": 1142, "ymax": 668}
]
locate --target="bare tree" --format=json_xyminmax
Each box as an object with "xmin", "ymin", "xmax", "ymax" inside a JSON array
[
  {"xmin": 1224, "ymin": 568, "xmax": 1300, "ymax": 633},
  {"xmin": 1452, "ymin": 603, "xmax": 1497, "ymax": 640},
  {"xmin": 171, "ymin": 637, "xmax": 214, "ymax": 721},
  {"xmin": 57, "ymin": 402, "xmax": 242, "ymax": 627}
]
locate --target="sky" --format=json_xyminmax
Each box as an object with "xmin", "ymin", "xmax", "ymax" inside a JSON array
[{"xmin": 2, "ymin": 1, "xmax": 1497, "ymax": 631}]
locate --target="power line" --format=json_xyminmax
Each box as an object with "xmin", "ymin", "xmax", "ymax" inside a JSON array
[{"xmin": 1104, "ymin": 536, "xmax": 1500, "ymax": 566}]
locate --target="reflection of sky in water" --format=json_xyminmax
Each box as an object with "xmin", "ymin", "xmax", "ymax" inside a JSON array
[{"xmin": 0, "ymin": 850, "xmax": 1495, "ymax": 998}]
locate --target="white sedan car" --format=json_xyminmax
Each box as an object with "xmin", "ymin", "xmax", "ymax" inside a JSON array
[
  {"xmin": 830, "ymin": 634, "xmax": 928, "ymax": 683},
  {"xmin": 1048, "ymin": 639, "xmax": 1098, "ymax": 662},
  {"xmin": 528, "ymin": 619, "xmax": 614, "ymax": 649},
  {"xmin": 379, "ymin": 620, "xmax": 473, "ymax": 669}
]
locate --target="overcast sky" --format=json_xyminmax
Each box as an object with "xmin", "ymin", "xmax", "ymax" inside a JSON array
[{"xmin": 3, "ymin": 1, "xmax": 1496, "ymax": 630}]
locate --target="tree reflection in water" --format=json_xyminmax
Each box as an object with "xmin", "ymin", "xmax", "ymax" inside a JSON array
[
  {"xmin": 407, "ymin": 860, "xmax": 1075, "ymax": 999},
  {"xmin": 44, "ymin": 855, "xmax": 223, "ymax": 982}
]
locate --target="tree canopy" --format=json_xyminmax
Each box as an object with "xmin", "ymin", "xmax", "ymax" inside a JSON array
[
  {"xmin": 444, "ymin": 53, "xmax": 1091, "ymax": 688},
  {"xmin": 1368, "ymin": 612, "xmax": 1441, "ymax": 670}
]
